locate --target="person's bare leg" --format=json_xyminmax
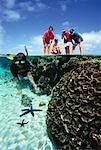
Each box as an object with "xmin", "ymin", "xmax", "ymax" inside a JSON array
[
  {"xmin": 79, "ymin": 43, "xmax": 83, "ymax": 55},
  {"xmin": 65, "ymin": 46, "xmax": 70, "ymax": 55},
  {"xmin": 44, "ymin": 46, "xmax": 46, "ymax": 56},
  {"xmin": 48, "ymin": 45, "xmax": 50, "ymax": 55},
  {"xmin": 72, "ymin": 45, "xmax": 76, "ymax": 55},
  {"xmin": 57, "ymin": 48, "xmax": 60, "ymax": 54}
]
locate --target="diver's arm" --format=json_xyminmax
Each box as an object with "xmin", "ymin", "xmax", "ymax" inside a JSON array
[
  {"xmin": 15, "ymin": 76, "xmax": 20, "ymax": 83},
  {"xmin": 15, "ymin": 77, "xmax": 20, "ymax": 88},
  {"xmin": 15, "ymin": 77, "xmax": 22, "ymax": 95},
  {"xmin": 27, "ymin": 72, "xmax": 35, "ymax": 85},
  {"xmin": 27, "ymin": 72, "xmax": 40, "ymax": 93},
  {"xmin": 70, "ymin": 35, "xmax": 74, "ymax": 45},
  {"xmin": 27, "ymin": 59, "xmax": 34, "ymax": 67}
]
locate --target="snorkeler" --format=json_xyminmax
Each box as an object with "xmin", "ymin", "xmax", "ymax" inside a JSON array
[
  {"xmin": 51, "ymin": 39, "xmax": 61, "ymax": 54},
  {"xmin": 43, "ymin": 26, "xmax": 55, "ymax": 56},
  {"xmin": 10, "ymin": 48, "xmax": 37, "ymax": 94},
  {"xmin": 69, "ymin": 29, "xmax": 84, "ymax": 55},
  {"xmin": 20, "ymin": 106, "xmax": 42, "ymax": 117}
]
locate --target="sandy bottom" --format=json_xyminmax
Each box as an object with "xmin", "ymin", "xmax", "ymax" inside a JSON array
[{"xmin": 0, "ymin": 67, "xmax": 54, "ymax": 150}]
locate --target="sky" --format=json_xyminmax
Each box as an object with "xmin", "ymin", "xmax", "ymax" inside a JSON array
[{"xmin": 0, "ymin": 0, "xmax": 101, "ymax": 55}]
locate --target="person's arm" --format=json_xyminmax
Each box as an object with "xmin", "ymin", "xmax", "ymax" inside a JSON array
[
  {"xmin": 52, "ymin": 31, "xmax": 55, "ymax": 39},
  {"xmin": 27, "ymin": 59, "xmax": 34, "ymax": 67},
  {"xmin": 27, "ymin": 72, "xmax": 40, "ymax": 93},
  {"xmin": 43, "ymin": 33, "xmax": 46, "ymax": 45},
  {"xmin": 50, "ymin": 31, "xmax": 55, "ymax": 44},
  {"xmin": 70, "ymin": 35, "xmax": 74, "ymax": 45},
  {"xmin": 61, "ymin": 33, "xmax": 64, "ymax": 39},
  {"xmin": 14, "ymin": 76, "xmax": 22, "ymax": 95}
]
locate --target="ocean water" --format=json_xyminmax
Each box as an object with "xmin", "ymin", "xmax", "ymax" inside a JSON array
[{"xmin": 0, "ymin": 57, "xmax": 54, "ymax": 150}]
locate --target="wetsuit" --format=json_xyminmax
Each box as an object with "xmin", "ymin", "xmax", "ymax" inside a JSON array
[
  {"xmin": 10, "ymin": 60, "xmax": 30, "ymax": 78},
  {"xmin": 70, "ymin": 32, "xmax": 83, "ymax": 45}
]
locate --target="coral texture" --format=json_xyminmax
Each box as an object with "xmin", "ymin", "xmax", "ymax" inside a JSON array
[{"xmin": 46, "ymin": 61, "xmax": 101, "ymax": 150}]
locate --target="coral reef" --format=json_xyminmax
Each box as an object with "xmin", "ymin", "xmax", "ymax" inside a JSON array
[
  {"xmin": 46, "ymin": 61, "xmax": 101, "ymax": 150},
  {"xmin": 31, "ymin": 56, "xmax": 79, "ymax": 95}
]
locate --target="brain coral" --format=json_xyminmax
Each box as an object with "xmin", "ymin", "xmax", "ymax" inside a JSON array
[{"xmin": 46, "ymin": 61, "xmax": 101, "ymax": 150}]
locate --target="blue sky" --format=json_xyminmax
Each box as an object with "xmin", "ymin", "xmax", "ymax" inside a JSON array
[{"xmin": 0, "ymin": 0, "xmax": 101, "ymax": 55}]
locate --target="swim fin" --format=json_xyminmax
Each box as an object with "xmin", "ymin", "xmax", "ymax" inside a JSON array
[
  {"xmin": 6, "ymin": 54, "xmax": 15, "ymax": 60},
  {"xmin": 0, "ymin": 54, "xmax": 15, "ymax": 60}
]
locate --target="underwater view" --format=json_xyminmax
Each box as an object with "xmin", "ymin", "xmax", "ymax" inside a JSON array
[
  {"xmin": 0, "ymin": 55, "xmax": 101, "ymax": 150},
  {"xmin": 0, "ymin": 58, "xmax": 54, "ymax": 150},
  {"xmin": 0, "ymin": 0, "xmax": 101, "ymax": 149}
]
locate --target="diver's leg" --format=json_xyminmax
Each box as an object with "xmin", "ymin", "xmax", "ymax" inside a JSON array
[
  {"xmin": 57, "ymin": 47, "xmax": 61, "ymax": 54},
  {"xmin": 72, "ymin": 44, "xmax": 76, "ymax": 55},
  {"xmin": 65, "ymin": 46, "xmax": 70, "ymax": 55},
  {"xmin": 44, "ymin": 45, "xmax": 46, "ymax": 56},
  {"xmin": 48, "ymin": 44, "xmax": 50, "ymax": 55},
  {"xmin": 79, "ymin": 42, "xmax": 83, "ymax": 55}
]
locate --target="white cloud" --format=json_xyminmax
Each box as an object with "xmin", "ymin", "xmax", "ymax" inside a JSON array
[
  {"xmin": 19, "ymin": 2, "xmax": 35, "ymax": 12},
  {"xmin": 74, "ymin": 0, "xmax": 88, "ymax": 2},
  {"xmin": 0, "ymin": 25, "xmax": 5, "ymax": 49},
  {"xmin": 59, "ymin": 0, "xmax": 88, "ymax": 11},
  {"xmin": 2, "ymin": 31, "xmax": 101, "ymax": 55},
  {"xmin": 9, "ymin": 44, "xmax": 32, "ymax": 55},
  {"xmin": 36, "ymin": 1, "xmax": 48, "ymax": 10},
  {"xmin": 32, "ymin": 35, "xmax": 43, "ymax": 55},
  {"xmin": 30, "ymin": 31, "xmax": 101, "ymax": 55},
  {"xmin": 3, "ymin": 10, "xmax": 21, "ymax": 21},
  {"xmin": 5, "ymin": 0, "xmax": 16, "ymax": 8},
  {"xmin": 1, "ymin": 0, "xmax": 16, "ymax": 9},
  {"xmin": 33, "ymin": 35, "xmax": 43, "ymax": 45},
  {"xmin": 62, "ymin": 21, "xmax": 70, "ymax": 27},
  {"xmin": 2, "ymin": 36, "xmax": 43, "ymax": 55},
  {"xmin": 62, "ymin": 21, "xmax": 70, "ymax": 30},
  {"xmin": 1, "ymin": 0, "xmax": 48, "ymax": 23},
  {"xmin": 82, "ymin": 31, "xmax": 101, "ymax": 54},
  {"xmin": 61, "ymin": 4, "xmax": 67, "ymax": 11},
  {"xmin": 59, "ymin": 0, "xmax": 71, "ymax": 12},
  {"xmin": 0, "ymin": 0, "xmax": 21, "ymax": 22},
  {"xmin": 19, "ymin": 0, "xmax": 48, "ymax": 12}
]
